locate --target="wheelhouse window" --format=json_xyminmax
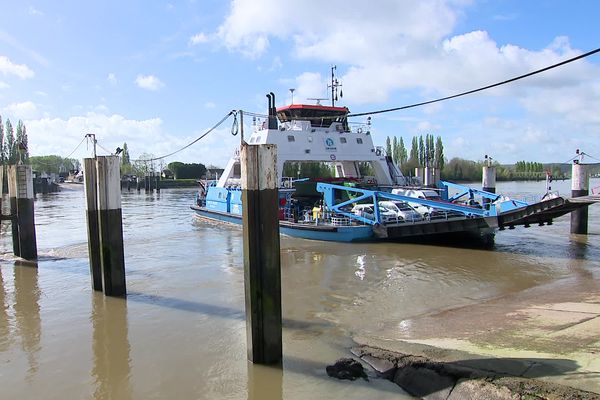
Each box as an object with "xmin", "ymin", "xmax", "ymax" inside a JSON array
[
  {"xmin": 356, "ymin": 138, "xmax": 363, "ymax": 144},
  {"xmin": 340, "ymin": 137, "xmax": 347, "ymax": 144},
  {"xmin": 287, "ymin": 135, "xmax": 295, "ymax": 142},
  {"xmin": 277, "ymin": 105, "xmax": 349, "ymax": 129}
]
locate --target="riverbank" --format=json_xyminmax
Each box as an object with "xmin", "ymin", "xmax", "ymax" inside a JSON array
[{"xmin": 351, "ymin": 263, "xmax": 600, "ymax": 397}]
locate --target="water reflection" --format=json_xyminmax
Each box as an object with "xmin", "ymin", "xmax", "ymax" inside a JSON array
[
  {"xmin": 13, "ymin": 261, "xmax": 41, "ymax": 378},
  {"xmin": 566, "ymin": 236, "xmax": 595, "ymax": 281},
  {"xmin": 0, "ymin": 267, "xmax": 9, "ymax": 351},
  {"xmin": 247, "ymin": 362, "xmax": 283, "ymax": 400},
  {"xmin": 92, "ymin": 293, "xmax": 132, "ymax": 400}
]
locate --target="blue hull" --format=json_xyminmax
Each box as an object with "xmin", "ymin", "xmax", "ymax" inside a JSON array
[{"xmin": 191, "ymin": 206, "xmax": 374, "ymax": 242}]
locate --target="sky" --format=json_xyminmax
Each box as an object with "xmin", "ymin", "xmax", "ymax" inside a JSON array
[{"xmin": 0, "ymin": 0, "xmax": 598, "ymax": 167}]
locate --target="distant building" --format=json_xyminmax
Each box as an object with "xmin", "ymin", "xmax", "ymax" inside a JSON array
[
  {"xmin": 162, "ymin": 169, "xmax": 174, "ymax": 179},
  {"xmin": 205, "ymin": 168, "xmax": 224, "ymax": 180}
]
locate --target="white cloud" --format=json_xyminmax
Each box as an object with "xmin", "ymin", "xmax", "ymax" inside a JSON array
[
  {"xmin": 216, "ymin": 0, "xmax": 600, "ymax": 133},
  {"xmin": 24, "ymin": 112, "xmax": 239, "ymax": 166},
  {"xmin": 26, "ymin": 113, "xmax": 166, "ymax": 158},
  {"xmin": 28, "ymin": 6, "xmax": 44, "ymax": 16},
  {"xmin": 291, "ymin": 72, "xmax": 327, "ymax": 104},
  {"xmin": 107, "ymin": 73, "xmax": 117, "ymax": 86},
  {"xmin": 189, "ymin": 32, "xmax": 210, "ymax": 45},
  {"xmin": 135, "ymin": 74, "xmax": 165, "ymax": 91},
  {"xmin": 204, "ymin": 101, "xmax": 215, "ymax": 108},
  {"xmin": 3, "ymin": 101, "xmax": 39, "ymax": 119},
  {"xmin": 0, "ymin": 56, "xmax": 34, "ymax": 79},
  {"xmin": 216, "ymin": 0, "xmax": 456, "ymax": 59},
  {"xmin": 0, "ymin": 81, "xmax": 9, "ymax": 89}
]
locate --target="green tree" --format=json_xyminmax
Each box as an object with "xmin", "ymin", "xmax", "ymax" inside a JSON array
[
  {"xmin": 120, "ymin": 142, "xmax": 132, "ymax": 174},
  {"xmin": 418, "ymin": 135, "xmax": 425, "ymax": 167},
  {"xmin": 30, "ymin": 155, "xmax": 79, "ymax": 174},
  {"xmin": 21, "ymin": 123, "xmax": 29, "ymax": 163},
  {"xmin": 427, "ymin": 134, "xmax": 435, "ymax": 167},
  {"xmin": 15, "ymin": 120, "xmax": 29, "ymax": 163},
  {"xmin": 5, "ymin": 119, "xmax": 15, "ymax": 164},
  {"xmin": 399, "ymin": 137, "xmax": 407, "ymax": 166},
  {"xmin": 434, "ymin": 136, "xmax": 444, "ymax": 170},
  {"xmin": 385, "ymin": 137, "xmax": 392, "ymax": 157},
  {"xmin": 392, "ymin": 136, "xmax": 398, "ymax": 164},
  {"xmin": 167, "ymin": 161, "xmax": 207, "ymax": 179}
]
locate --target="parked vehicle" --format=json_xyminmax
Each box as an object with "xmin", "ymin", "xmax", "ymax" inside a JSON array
[
  {"xmin": 351, "ymin": 204, "xmax": 399, "ymax": 224},
  {"xmin": 391, "ymin": 188, "xmax": 445, "ymax": 217},
  {"xmin": 378, "ymin": 201, "xmax": 423, "ymax": 222}
]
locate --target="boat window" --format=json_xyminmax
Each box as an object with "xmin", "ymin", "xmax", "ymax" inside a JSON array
[
  {"xmin": 356, "ymin": 138, "xmax": 363, "ymax": 144},
  {"xmin": 277, "ymin": 107, "xmax": 349, "ymax": 128},
  {"xmin": 340, "ymin": 137, "xmax": 347, "ymax": 144},
  {"xmin": 308, "ymin": 136, "xmax": 313, "ymax": 143},
  {"xmin": 287, "ymin": 135, "xmax": 295, "ymax": 142}
]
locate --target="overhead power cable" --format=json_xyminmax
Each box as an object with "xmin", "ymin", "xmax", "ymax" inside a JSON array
[
  {"xmin": 134, "ymin": 111, "xmax": 234, "ymax": 163},
  {"xmin": 349, "ymin": 47, "xmax": 600, "ymax": 118}
]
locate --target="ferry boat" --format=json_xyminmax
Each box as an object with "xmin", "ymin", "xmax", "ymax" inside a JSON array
[{"xmin": 191, "ymin": 85, "xmax": 596, "ymax": 243}]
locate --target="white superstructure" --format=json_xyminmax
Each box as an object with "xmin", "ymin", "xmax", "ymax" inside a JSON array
[{"xmin": 218, "ymin": 103, "xmax": 408, "ymax": 188}]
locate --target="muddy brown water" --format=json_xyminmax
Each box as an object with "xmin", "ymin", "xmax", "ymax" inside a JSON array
[{"xmin": 0, "ymin": 179, "xmax": 598, "ymax": 399}]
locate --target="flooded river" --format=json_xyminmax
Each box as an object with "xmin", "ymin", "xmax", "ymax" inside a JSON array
[{"xmin": 0, "ymin": 179, "xmax": 598, "ymax": 399}]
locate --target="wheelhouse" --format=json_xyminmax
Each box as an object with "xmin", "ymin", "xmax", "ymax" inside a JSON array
[{"xmin": 276, "ymin": 104, "xmax": 349, "ymax": 129}]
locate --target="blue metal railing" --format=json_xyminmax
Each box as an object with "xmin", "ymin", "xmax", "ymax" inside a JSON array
[{"xmin": 315, "ymin": 181, "xmax": 531, "ymax": 226}]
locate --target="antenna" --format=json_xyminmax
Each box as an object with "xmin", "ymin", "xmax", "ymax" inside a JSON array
[
  {"xmin": 289, "ymin": 88, "xmax": 295, "ymax": 104},
  {"xmin": 307, "ymin": 98, "xmax": 328, "ymax": 105},
  {"xmin": 327, "ymin": 65, "xmax": 343, "ymax": 106}
]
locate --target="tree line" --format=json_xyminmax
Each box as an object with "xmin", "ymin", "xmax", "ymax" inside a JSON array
[
  {"xmin": 385, "ymin": 134, "xmax": 567, "ymax": 181},
  {"xmin": 0, "ymin": 116, "xmax": 30, "ymax": 165},
  {"xmin": 385, "ymin": 134, "xmax": 445, "ymax": 176}
]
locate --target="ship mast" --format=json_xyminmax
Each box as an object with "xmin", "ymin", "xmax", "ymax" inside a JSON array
[{"xmin": 328, "ymin": 65, "xmax": 343, "ymax": 107}]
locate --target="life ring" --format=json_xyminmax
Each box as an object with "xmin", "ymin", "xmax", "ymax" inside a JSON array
[
  {"xmin": 375, "ymin": 149, "xmax": 382, "ymax": 156},
  {"xmin": 357, "ymin": 128, "xmax": 363, "ymax": 134}
]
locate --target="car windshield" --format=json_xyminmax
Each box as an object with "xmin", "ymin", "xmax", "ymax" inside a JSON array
[{"xmin": 395, "ymin": 202, "xmax": 412, "ymax": 211}]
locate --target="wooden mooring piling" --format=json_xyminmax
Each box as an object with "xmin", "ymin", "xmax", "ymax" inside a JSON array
[
  {"xmin": 241, "ymin": 143, "xmax": 282, "ymax": 365},
  {"xmin": 571, "ymin": 162, "xmax": 589, "ymax": 234},
  {"xmin": 6, "ymin": 165, "xmax": 38, "ymax": 261},
  {"xmin": 84, "ymin": 156, "xmax": 126, "ymax": 297}
]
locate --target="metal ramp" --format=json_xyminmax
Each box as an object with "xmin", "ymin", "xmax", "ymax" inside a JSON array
[
  {"xmin": 498, "ymin": 195, "xmax": 600, "ymax": 228},
  {"xmin": 314, "ymin": 182, "xmax": 599, "ymax": 240}
]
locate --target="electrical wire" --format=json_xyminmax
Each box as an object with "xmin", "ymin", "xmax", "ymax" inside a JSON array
[
  {"xmin": 348, "ymin": 47, "xmax": 600, "ymax": 118},
  {"xmin": 29, "ymin": 135, "xmax": 88, "ymax": 167},
  {"xmin": 95, "ymin": 141, "xmax": 113, "ymax": 155},
  {"xmin": 133, "ymin": 110, "xmax": 234, "ymax": 163}
]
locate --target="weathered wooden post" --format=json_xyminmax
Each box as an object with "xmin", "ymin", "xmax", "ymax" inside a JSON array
[
  {"xmin": 8, "ymin": 166, "xmax": 20, "ymax": 257},
  {"xmin": 241, "ymin": 143, "xmax": 282, "ymax": 365},
  {"xmin": 571, "ymin": 161, "xmax": 588, "ymax": 234},
  {"xmin": 136, "ymin": 177, "xmax": 141, "ymax": 192},
  {"xmin": 13, "ymin": 165, "xmax": 37, "ymax": 261},
  {"xmin": 97, "ymin": 156, "xmax": 126, "ymax": 296},
  {"xmin": 155, "ymin": 175, "xmax": 160, "ymax": 193},
  {"xmin": 84, "ymin": 158, "xmax": 103, "ymax": 291}
]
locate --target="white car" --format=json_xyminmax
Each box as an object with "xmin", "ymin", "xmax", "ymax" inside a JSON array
[
  {"xmin": 351, "ymin": 204, "xmax": 399, "ymax": 223},
  {"xmin": 378, "ymin": 201, "xmax": 423, "ymax": 222},
  {"xmin": 391, "ymin": 188, "xmax": 444, "ymax": 217}
]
